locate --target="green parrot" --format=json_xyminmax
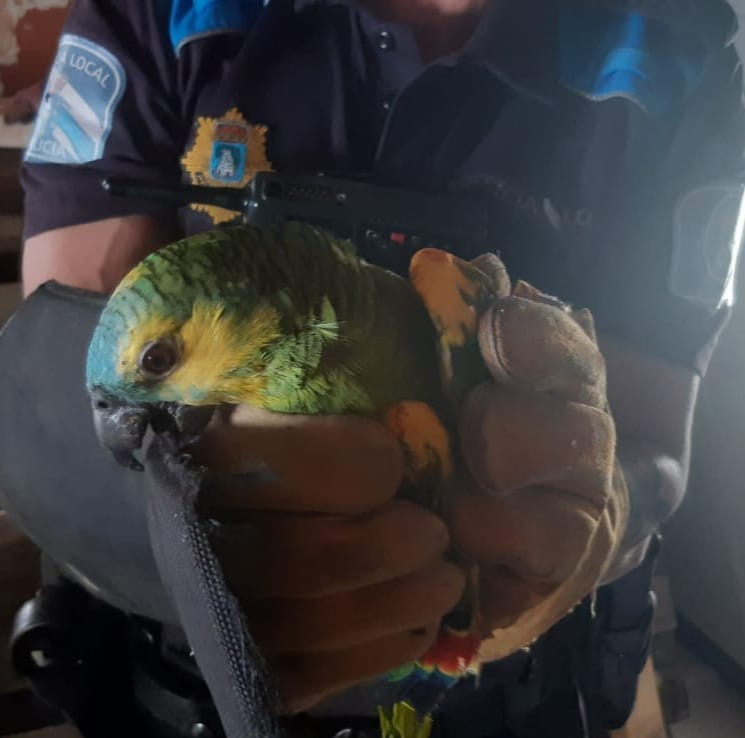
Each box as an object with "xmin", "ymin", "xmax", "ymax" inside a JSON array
[{"xmin": 85, "ymin": 221, "xmax": 503, "ymax": 737}]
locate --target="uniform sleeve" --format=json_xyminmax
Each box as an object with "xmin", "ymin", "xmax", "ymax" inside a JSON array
[
  {"xmin": 578, "ymin": 42, "xmax": 745, "ymax": 375},
  {"xmin": 21, "ymin": 0, "xmax": 188, "ymax": 239}
]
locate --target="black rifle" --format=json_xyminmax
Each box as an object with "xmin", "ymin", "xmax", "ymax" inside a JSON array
[{"xmin": 102, "ymin": 173, "xmax": 494, "ymax": 272}]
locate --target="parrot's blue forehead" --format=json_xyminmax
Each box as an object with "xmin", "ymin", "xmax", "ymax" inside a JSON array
[
  {"xmin": 85, "ymin": 270, "xmax": 196, "ymax": 400},
  {"xmin": 86, "ymin": 311, "xmax": 127, "ymax": 393}
]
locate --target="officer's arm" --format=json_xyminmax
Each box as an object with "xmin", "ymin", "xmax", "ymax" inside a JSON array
[
  {"xmin": 600, "ymin": 333, "xmax": 699, "ymax": 582},
  {"xmin": 22, "ymin": 216, "xmax": 179, "ymax": 296}
]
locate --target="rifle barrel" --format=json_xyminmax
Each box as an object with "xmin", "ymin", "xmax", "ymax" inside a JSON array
[{"xmin": 102, "ymin": 177, "xmax": 249, "ymax": 212}]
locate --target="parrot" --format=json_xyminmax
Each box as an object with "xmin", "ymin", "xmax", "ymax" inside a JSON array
[{"xmin": 85, "ymin": 221, "xmax": 506, "ymax": 738}]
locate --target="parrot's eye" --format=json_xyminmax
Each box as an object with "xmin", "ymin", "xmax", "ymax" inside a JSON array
[{"xmin": 138, "ymin": 339, "xmax": 179, "ymax": 380}]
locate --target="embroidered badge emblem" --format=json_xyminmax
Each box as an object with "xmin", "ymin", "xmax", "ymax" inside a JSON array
[
  {"xmin": 181, "ymin": 108, "xmax": 272, "ymax": 224},
  {"xmin": 25, "ymin": 34, "xmax": 126, "ymax": 165}
]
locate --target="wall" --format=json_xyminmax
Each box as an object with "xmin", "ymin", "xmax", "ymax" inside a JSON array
[
  {"xmin": 734, "ymin": 0, "xmax": 745, "ymax": 56},
  {"xmin": 663, "ymin": 1, "xmax": 745, "ymax": 670},
  {"xmin": 666, "ymin": 263, "xmax": 745, "ymax": 670},
  {"xmin": 0, "ymin": 0, "xmax": 69, "ymax": 97}
]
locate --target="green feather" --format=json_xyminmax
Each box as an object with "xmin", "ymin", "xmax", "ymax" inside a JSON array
[{"xmin": 88, "ymin": 222, "xmax": 443, "ymax": 418}]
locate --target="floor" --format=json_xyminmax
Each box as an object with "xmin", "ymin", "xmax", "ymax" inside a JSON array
[
  {"xmin": 611, "ymin": 659, "xmax": 666, "ymax": 738},
  {"xmin": 664, "ymin": 642, "xmax": 745, "ymax": 738},
  {"xmin": 649, "ymin": 573, "xmax": 745, "ymax": 738}
]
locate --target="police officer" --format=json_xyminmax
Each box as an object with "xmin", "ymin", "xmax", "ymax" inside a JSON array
[{"xmin": 4, "ymin": 0, "xmax": 745, "ymax": 736}]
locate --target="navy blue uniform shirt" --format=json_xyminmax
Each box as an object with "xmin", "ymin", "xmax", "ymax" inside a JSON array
[
  {"xmin": 21, "ymin": 0, "xmax": 745, "ymax": 373},
  {"xmin": 18, "ymin": 0, "xmax": 745, "ymax": 730}
]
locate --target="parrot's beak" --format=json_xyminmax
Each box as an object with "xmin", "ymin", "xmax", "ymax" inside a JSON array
[{"xmin": 90, "ymin": 390, "xmax": 215, "ymax": 472}]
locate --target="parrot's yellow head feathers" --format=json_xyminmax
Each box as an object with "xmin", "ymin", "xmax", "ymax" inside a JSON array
[
  {"xmin": 86, "ymin": 229, "xmax": 292, "ymax": 408},
  {"xmin": 85, "ymin": 223, "xmax": 358, "ymax": 470},
  {"xmin": 108, "ymin": 299, "xmax": 283, "ymax": 406}
]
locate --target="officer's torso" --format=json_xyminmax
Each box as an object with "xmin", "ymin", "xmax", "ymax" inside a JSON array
[
  {"xmin": 166, "ymin": 5, "xmax": 736, "ymax": 720},
  {"xmin": 173, "ymin": 0, "xmax": 734, "ymax": 311}
]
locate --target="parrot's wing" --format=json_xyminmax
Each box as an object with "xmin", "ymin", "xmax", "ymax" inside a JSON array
[
  {"xmin": 409, "ymin": 249, "xmax": 510, "ymax": 402},
  {"xmin": 383, "ymin": 400, "xmax": 453, "ymax": 504},
  {"xmin": 374, "ymin": 249, "xmax": 514, "ymax": 734}
]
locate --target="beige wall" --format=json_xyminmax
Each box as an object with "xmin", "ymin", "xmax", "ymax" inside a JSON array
[
  {"xmin": 665, "ymin": 260, "xmax": 745, "ymax": 668},
  {"xmin": 0, "ymin": 1, "xmax": 69, "ymax": 97},
  {"xmin": 664, "ymin": 3, "xmax": 745, "ymax": 651}
]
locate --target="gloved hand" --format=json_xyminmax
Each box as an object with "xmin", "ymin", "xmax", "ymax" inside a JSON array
[
  {"xmin": 449, "ymin": 275, "xmax": 629, "ymax": 661},
  {"xmin": 193, "ymin": 256, "xmax": 629, "ymax": 709},
  {"xmin": 193, "ymin": 408, "xmax": 466, "ymax": 712}
]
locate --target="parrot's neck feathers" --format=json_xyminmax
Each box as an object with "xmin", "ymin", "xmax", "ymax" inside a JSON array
[
  {"xmin": 179, "ymin": 295, "xmax": 348, "ymax": 408},
  {"xmin": 311, "ymin": 320, "xmax": 342, "ymax": 339},
  {"xmin": 306, "ymin": 294, "xmax": 341, "ymax": 341}
]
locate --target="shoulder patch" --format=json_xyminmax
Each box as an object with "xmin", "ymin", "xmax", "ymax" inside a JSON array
[
  {"xmin": 669, "ymin": 182, "xmax": 745, "ymax": 314},
  {"xmin": 559, "ymin": 5, "xmax": 706, "ymax": 116},
  {"xmin": 169, "ymin": 0, "xmax": 267, "ymax": 54},
  {"xmin": 24, "ymin": 34, "xmax": 126, "ymax": 166}
]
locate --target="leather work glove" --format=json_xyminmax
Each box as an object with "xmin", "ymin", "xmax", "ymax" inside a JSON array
[
  {"xmin": 193, "ymin": 409, "xmax": 465, "ymax": 712},
  {"xmin": 449, "ymin": 263, "xmax": 630, "ymax": 662},
  {"xmin": 192, "ymin": 254, "xmax": 628, "ymax": 709}
]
